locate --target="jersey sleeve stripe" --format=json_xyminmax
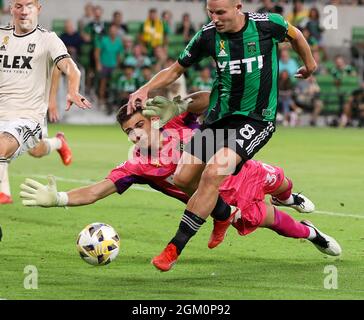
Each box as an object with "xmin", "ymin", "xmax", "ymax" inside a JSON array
[{"xmin": 54, "ymin": 54, "xmax": 71, "ymax": 65}]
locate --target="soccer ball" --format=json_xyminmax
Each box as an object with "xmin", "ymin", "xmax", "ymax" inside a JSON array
[{"xmin": 76, "ymin": 223, "xmax": 120, "ymax": 266}]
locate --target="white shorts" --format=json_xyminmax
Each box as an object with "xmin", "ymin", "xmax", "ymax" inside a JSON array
[{"xmin": 0, "ymin": 119, "xmax": 43, "ymax": 160}]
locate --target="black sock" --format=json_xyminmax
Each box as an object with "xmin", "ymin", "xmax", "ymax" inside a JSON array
[
  {"xmin": 170, "ymin": 210, "xmax": 206, "ymax": 254},
  {"xmin": 210, "ymin": 196, "xmax": 231, "ymax": 221}
]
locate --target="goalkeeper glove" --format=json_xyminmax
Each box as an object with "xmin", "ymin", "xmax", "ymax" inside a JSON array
[
  {"xmin": 20, "ymin": 175, "xmax": 68, "ymax": 207},
  {"xmin": 142, "ymin": 95, "xmax": 189, "ymax": 127}
]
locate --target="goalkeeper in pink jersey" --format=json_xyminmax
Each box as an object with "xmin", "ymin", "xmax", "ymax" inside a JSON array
[{"xmin": 20, "ymin": 92, "xmax": 341, "ymax": 266}]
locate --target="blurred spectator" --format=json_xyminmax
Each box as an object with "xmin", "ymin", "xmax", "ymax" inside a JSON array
[
  {"xmin": 340, "ymin": 85, "xmax": 364, "ymax": 127},
  {"xmin": 176, "ymin": 13, "xmax": 196, "ymax": 45},
  {"xmin": 257, "ymin": 0, "xmax": 275, "ymax": 13},
  {"xmin": 302, "ymin": 27, "xmax": 319, "ymax": 49},
  {"xmin": 122, "ymin": 35, "xmax": 135, "ymax": 59},
  {"xmin": 124, "ymin": 43, "xmax": 152, "ymax": 77},
  {"xmin": 60, "ymin": 20, "xmax": 84, "ymax": 61},
  {"xmin": 286, "ymin": 0, "xmax": 309, "ymax": 29},
  {"xmin": 140, "ymin": 8, "xmax": 165, "ymax": 54},
  {"xmin": 108, "ymin": 11, "xmax": 129, "ymax": 40},
  {"xmin": 84, "ymin": 5, "xmax": 107, "ymax": 95},
  {"xmin": 312, "ymin": 49, "xmax": 327, "ymax": 75},
  {"xmin": 0, "ymin": 0, "xmax": 9, "ymax": 14},
  {"xmin": 278, "ymin": 70, "xmax": 298, "ymax": 127},
  {"xmin": 190, "ymin": 67, "xmax": 213, "ymax": 92},
  {"xmin": 152, "ymin": 45, "xmax": 168, "ymax": 73},
  {"xmin": 78, "ymin": 2, "xmax": 94, "ymax": 41},
  {"xmin": 161, "ymin": 10, "xmax": 173, "ymax": 45},
  {"xmin": 330, "ymin": 55, "xmax": 357, "ymax": 86},
  {"xmin": 95, "ymin": 24, "xmax": 124, "ymax": 107},
  {"xmin": 138, "ymin": 65, "xmax": 154, "ymax": 87},
  {"xmin": 164, "ymin": 57, "xmax": 187, "ymax": 100},
  {"xmin": 279, "ymin": 48, "xmax": 299, "ymax": 78},
  {"xmin": 116, "ymin": 64, "xmax": 139, "ymax": 106},
  {"xmin": 293, "ymin": 76, "xmax": 323, "ymax": 126},
  {"xmin": 304, "ymin": 7, "xmax": 324, "ymax": 45}
]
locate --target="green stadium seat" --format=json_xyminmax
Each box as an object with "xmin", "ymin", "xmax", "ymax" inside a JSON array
[
  {"xmin": 78, "ymin": 43, "xmax": 93, "ymax": 69},
  {"xmin": 316, "ymin": 74, "xmax": 360, "ymax": 114},
  {"xmin": 168, "ymin": 34, "xmax": 185, "ymax": 46},
  {"xmin": 51, "ymin": 19, "xmax": 66, "ymax": 36},
  {"xmin": 127, "ymin": 21, "xmax": 143, "ymax": 37},
  {"xmin": 352, "ymin": 26, "xmax": 364, "ymax": 45}
]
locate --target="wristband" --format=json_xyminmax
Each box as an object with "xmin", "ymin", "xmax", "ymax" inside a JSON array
[{"xmin": 57, "ymin": 192, "xmax": 69, "ymax": 207}]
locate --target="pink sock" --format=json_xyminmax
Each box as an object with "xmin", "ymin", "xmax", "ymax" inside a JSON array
[
  {"xmin": 274, "ymin": 178, "xmax": 293, "ymax": 201},
  {"xmin": 268, "ymin": 208, "xmax": 310, "ymax": 239}
]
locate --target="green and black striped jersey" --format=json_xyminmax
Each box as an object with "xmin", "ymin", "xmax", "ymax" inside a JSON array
[{"xmin": 178, "ymin": 12, "xmax": 289, "ymax": 124}]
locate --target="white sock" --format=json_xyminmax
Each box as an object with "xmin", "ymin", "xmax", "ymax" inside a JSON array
[
  {"xmin": 43, "ymin": 137, "xmax": 62, "ymax": 154},
  {"xmin": 0, "ymin": 159, "xmax": 11, "ymax": 196},
  {"xmin": 279, "ymin": 195, "xmax": 294, "ymax": 205},
  {"xmin": 306, "ymin": 226, "xmax": 317, "ymax": 240}
]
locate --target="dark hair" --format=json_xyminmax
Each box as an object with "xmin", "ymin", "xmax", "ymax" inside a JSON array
[{"xmin": 116, "ymin": 103, "xmax": 143, "ymax": 126}]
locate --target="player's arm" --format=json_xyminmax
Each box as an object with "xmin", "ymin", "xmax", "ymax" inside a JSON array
[
  {"xmin": 142, "ymin": 91, "xmax": 210, "ymax": 126},
  {"xmin": 20, "ymin": 176, "xmax": 117, "ymax": 207},
  {"xmin": 128, "ymin": 61, "xmax": 186, "ymax": 114},
  {"xmin": 48, "ymin": 66, "xmax": 61, "ymax": 122},
  {"xmin": 286, "ymin": 24, "xmax": 317, "ymax": 79},
  {"xmin": 56, "ymin": 57, "xmax": 92, "ymax": 111}
]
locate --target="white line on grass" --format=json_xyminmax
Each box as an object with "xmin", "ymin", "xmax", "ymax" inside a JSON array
[{"xmin": 15, "ymin": 174, "xmax": 364, "ymax": 219}]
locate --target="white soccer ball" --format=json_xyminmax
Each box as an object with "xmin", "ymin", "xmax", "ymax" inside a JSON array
[{"xmin": 76, "ymin": 222, "xmax": 120, "ymax": 266}]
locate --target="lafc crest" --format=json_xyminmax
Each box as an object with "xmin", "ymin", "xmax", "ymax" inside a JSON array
[{"xmin": 27, "ymin": 43, "xmax": 36, "ymax": 53}]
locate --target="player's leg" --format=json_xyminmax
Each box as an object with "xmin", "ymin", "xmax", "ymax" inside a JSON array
[
  {"xmin": 260, "ymin": 203, "xmax": 341, "ymax": 256},
  {"xmin": 270, "ymin": 175, "xmax": 315, "ymax": 213},
  {"xmin": 152, "ymin": 147, "xmax": 241, "ymax": 271},
  {"xmin": 28, "ymin": 133, "xmax": 72, "ymax": 165},
  {"xmin": 173, "ymin": 152, "xmax": 206, "ymax": 197},
  {"xmin": 0, "ymin": 132, "xmax": 19, "ymax": 204}
]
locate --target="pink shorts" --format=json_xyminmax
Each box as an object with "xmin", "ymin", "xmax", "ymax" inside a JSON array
[{"xmin": 220, "ymin": 161, "xmax": 285, "ymax": 236}]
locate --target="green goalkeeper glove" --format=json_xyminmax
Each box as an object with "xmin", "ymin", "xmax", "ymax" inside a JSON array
[
  {"xmin": 20, "ymin": 175, "xmax": 68, "ymax": 207},
  {"xmin": 142, "ymin": 95, "xmax": 189, "ymax": 127}
]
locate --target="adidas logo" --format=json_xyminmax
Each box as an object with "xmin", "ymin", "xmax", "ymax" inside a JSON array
[{"xmin": 218, "ymin": 49, "xmax": 228, "ymax": 57}]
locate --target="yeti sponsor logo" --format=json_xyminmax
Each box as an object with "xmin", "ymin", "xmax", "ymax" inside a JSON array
[
  {"xmin": 0, "ymin": 55, "xmax": 33, "ymax": 69},
  {"xmin": 217, "ymin": 55, "xmax": 264, "ymax": 74}
]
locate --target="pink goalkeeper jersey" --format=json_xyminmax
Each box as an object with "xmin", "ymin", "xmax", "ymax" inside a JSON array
[
  {"xmin": 107, "ymin": 113, "xmax": 278, "ymax": 206},
  {"xmin": 107, "ymin": 112, "xmax": 199, "ymax": 203}
]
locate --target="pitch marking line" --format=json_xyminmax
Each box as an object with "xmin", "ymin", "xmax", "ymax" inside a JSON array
[{"xmin": 15, "ymin": 174, "xmax": 364, "ymax": 220}]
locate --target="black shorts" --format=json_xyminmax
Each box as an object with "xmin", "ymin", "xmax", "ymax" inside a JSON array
[{"xmin": 185, "ymin": 115, "xmax": 275, "ymax": 164}]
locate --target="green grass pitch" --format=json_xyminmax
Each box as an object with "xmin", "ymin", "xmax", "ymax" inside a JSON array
[{"xmin": 0, "ymin": 124, "xmax": 363, "ymax": 300}]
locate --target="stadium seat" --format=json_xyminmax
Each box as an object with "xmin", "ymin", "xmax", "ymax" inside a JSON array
[
  {"xmin": 127, "ymin": 21, "xmax": 143, "ymax": 37},
  {"xmin": 352, "ymin": 26, "xmax": 364, "ymax": 45},
  {"xmin": 51, "ymin": 19, "xmax": 66, "ymax": 36},
  {"xmin": 316, "ymin": 74, "xmax": 360, "ymax": 114},
  {"xmin": 78, "ymin": 43, "xmax": 93, "ymax": 70}
]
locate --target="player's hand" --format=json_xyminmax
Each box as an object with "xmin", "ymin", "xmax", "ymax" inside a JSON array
[
  {"xmin": 20, "ymin": 176, "xmax": 60, "ymax": 207},
  {"xmin": 127, "ymin": 87, "xmax": 149, "ymax": 115},
  {"xmin": 294, "ymin": 65, "xmax": 316, "ymax": 79},
  {"xmin": 66, "ymin": 92, "xmax": 92, "ymax": 111},
  {"xmin": 48, "ymin": 100, "xmax": 59, "ymax": 123},
  {"xmin": 142, "ymin": 95, "xmax": 188, "ymax": 127}
]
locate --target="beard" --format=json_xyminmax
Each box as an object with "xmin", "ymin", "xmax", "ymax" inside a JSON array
[{"xmin": 18, "ymin": 19, "xmax": 37, "ymax": 32}]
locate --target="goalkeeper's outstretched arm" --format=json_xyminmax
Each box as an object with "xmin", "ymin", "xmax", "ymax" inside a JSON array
[{"xmin": 20, "ymin": 176, "xmax": 117, "ymax": 207}]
